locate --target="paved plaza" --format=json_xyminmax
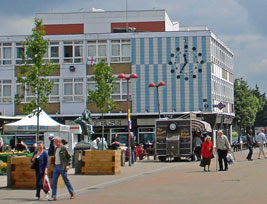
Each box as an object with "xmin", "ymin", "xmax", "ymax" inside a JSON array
[{"xmin": 1, "ymin": 149, "xmax": 267, "ymax": 204}]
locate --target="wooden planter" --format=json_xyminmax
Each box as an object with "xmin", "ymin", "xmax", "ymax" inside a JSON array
[
  {"xmin": 81, "ymin": 150, "xmax": 121, "ymax": 175},
  {"xmin": 7, "ymin": 156, "xmax": 64, "ymax": 189}
]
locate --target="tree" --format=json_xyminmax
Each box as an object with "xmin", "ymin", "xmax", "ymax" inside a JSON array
[
  {"xmin": 15, "ymin": 18, "xmax": 56, "ymax": 141},
  {"xmin": 88, "ymin": 61, "xmax": 116, "ymax": 150},
  {"xmin": 252, "ymin": 85, "xmax": 267, "ymax": 126},
  {"xmin": 234, "ymin": 78, "xmax": 261, "ymax": 130}
]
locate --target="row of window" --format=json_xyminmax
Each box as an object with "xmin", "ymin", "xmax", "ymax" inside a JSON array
[
  {"xmin": 0, "ymin": 40, "xmax": 131, "ymax": 65},
  {"xmin": 211, "ymin": 38, "xmax": 233, "ymax": 70},
  {"xmin": 0, "ymin": 78, "xmax": 128, "ymax": 104}
]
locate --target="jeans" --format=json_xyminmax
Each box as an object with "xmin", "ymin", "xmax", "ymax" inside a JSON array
[
  {"xmin": 218, "ymin": 149, "xmax": 228, "ymax": 170},
  {"xmin": 51, "ymin": 165, "xmax": 74, "ymax": 198},
  {"xmin": 247, "ymin": 146, "xmax": 253, "ymax": 160},
  {"xmin": 35, "ymin": 171, "xmax": 48, "ymax": 198}
]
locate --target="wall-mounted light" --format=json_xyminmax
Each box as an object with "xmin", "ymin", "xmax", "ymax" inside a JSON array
[{"xmin": 69, "ymin": 66, "xmax": 76, "ymax": 72}]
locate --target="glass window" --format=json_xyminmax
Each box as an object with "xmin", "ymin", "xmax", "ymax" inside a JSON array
[
  {"xmin": 49, "ymin": 78, "xmax": 60, "ymax": 102},
  {"xmin": 87, "ymin": 40, "xmax": 107, "ymax": 64},
  {"xmin": 63, "ymin": 41, "xmax": 83, "ymax": 64},
  {"xmin": 63, "ymin": 78, "xmax": 83, "ymax": 102},
  {"xmin": 0, "ymin": 43, "xmax": 12, "ymax": 65},
  {"xmin": 44, "ymin": 42, "xmax": 59, "ymax": 63},
  {"xmin": 111, "ymin": 39, "xmax": 131, "ymax": 63},
  {"xmin": 0, "ymin": 80, "xmax": 12, "ymax": 103}
]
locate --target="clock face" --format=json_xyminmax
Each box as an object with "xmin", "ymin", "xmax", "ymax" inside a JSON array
[{"xmin": 169, "ymin": 123, "xmax": 177, "ymax": 131}]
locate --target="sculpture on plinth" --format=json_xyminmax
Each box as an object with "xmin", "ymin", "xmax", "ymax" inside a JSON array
[{"xmin": 74, "ymin": 109, "xmax": 94, "ymax": 143}]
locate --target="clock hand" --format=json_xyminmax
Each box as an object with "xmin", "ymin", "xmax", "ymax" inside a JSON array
[{"xmin": 180, "ymin": 62, "xmax": 187, "ymax": 74}]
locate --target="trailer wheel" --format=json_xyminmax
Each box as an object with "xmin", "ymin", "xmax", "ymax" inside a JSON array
[
  {"xmin": 158, "ymin": 156, "xmax": 166, "ymax": 162},
  {"xmin": 174, "ymin": 157, "xmax": 181, "ymax": 162}
]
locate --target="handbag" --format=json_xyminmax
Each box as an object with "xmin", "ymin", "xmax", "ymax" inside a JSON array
[
  {"xmin": 199, "ymin": 159, "xmax": 205, "ymax": 167},
  {"xmin": 43, "ymin": 175, "xmax": 51, "ymax": 192},
  {"xmin": 30, "ymin": 159, "xmax": 37, "ymax": 169}
]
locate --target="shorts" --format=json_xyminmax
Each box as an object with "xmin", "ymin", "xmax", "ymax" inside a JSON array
[{"xmin": 259, "ymin": 144, "xmax": 264, "ymax": 151}]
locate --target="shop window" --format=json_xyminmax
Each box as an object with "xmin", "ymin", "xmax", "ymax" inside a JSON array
[
  {"xmin": 0, "ymin": 43, "xmax": 12, "ymax": 65},
  {"xmin": 0, "ymin": 80, "xmax": 12, "ymax": 103},
  {"xmin": 63, "ymin": 41, "xmax": 83, "ymax": 63},
  {"xmin": 63, "ymin": 78, "xmax": 83, "ymax": 102}
]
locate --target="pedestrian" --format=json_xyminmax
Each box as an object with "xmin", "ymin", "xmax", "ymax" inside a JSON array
[
  {"xmin": 15, "ymin": 138, "xmax": 29, "ymax": 152},
  {"xmin": 90, "ymin": 137, "xmax": 100, "ymax": 150},
  {"xmin": 31, "ymin": 141, "xmax": 50, "ymax": 200},
  {"xmin": 246, "ymin": 129, "xmax": 254, "ymax": 161},
  {"xmin": 110, "ymin": 134, "xmax": 120, "ymax": 150},
  {"xmin": 216, "ymin": 130, "xmax": 230, "ymax": 171},
  {"xmin": 201, "ymin": 136, "xmax": 213, "ymax": 172},
  {"xmin": 256, "ymin": 129, "xmax": 267, "ymax": 159},
  {"xmin": 48, "ymin": 135, "xmax": 55, "ymax": 156},
  {"xmin": 98, "ymin": 137, "xmax": 108, "ymax": 150},
  {"xmin": 130, "ymin": 133, "xmax": 135, "ymax": 164},
  {"xmin": 144, "ymin": 140, "xmax": 152, "ymax": 160},
  {"xmin": 48, "ymin": 136, "xmax": 74, "ymax": 201},
  {"xmin": 193, "ymin": 133, "xmax": 202, "ymax": 161}
]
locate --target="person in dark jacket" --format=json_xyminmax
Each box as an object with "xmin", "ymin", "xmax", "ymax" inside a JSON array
[
  {"xmin": 246, "ymin": 129, "xmax": 254, "ymax": 161},
  {"xmin": 48, "ymin": 135, "xmax": 55, "ymax": 156},
  {"xmin": 48, "ymin": 136, "xmax": 74, "ymax": 201},
  {"xmin": 31, "ymin": 141, "xmax": 49, "ymax": 200}
]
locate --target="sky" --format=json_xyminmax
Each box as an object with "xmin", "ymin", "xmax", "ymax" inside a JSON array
[{"xmin": 0, "ymin": 0, "xmax": 266, "ymax": 93}]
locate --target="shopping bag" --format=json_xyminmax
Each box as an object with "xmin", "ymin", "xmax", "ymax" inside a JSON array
[
  {"xmin": 226, "ymin": 153, "xmax": 234, "ymax": 165},
  {"xmin": 43, "ymin": 175, "xmax": 51, "ymax": 192},
  {"xmin": 199, "ymin": 159, "xmax": 205, "ymax": 167}
]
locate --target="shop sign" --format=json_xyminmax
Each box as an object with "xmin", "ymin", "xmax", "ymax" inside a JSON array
[{"xmin": 92, "ymin": 119, "xmax": 127, "ymax": 127}]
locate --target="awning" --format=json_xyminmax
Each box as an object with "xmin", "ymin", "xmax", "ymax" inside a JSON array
[{"xmin": 191, "ymin": 120, "xmax": 212, "ymax": 132}]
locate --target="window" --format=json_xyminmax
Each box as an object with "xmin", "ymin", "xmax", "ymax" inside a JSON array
[
  {"xmin": 111, "ymin": 39, "xmax": 131, "ymax": 62},
  {"xmin": 63, "ymin": 78, "xmax": 83, "ymax": 102},
  {"xmin": 16, "ymin": 43, "xmax": 26, "ymax": 65},
  {"xmin": 49, "ymin": 78, "xmax": 60, "ymax": 102},
  {"xmin": 0, "ymin": 43, "xmax": 12, "ymax": 65},
  {"xmin": 87, "ymin": 77, "xmax": 127, "ymax": 101},
  {"xmin": 0, "ymin": 80, "xmax": 12, "ymax": 103},
  {"xmin": 16, "ymin": 82, "xmax": 35, "ymax": 103},
  {"xmin": 87, "ymin": 40, "xmax": 107, "ymax": 64},
  {"xmin": 44, "ymin": 42, "xmax": 59, "ymax": 63},
  {"xmin": 63, "ymin": 41, "xmax": 83, "ymax": 63}
]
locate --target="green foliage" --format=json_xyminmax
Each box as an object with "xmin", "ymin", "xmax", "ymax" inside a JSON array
[
  {"xmin": 15, "ymin": 18, "xmax": 56, "ymax": 114},
  {"xmin": 88, "ymin": 61, "xmax": 116, "ymax": 114},
  {"xmin": 234, "ymin": 78, "xmax": 263, "ymax": 128},
  {"xmin": 232, "ymin": 131, "xmax": 238, "ymax": 138}
]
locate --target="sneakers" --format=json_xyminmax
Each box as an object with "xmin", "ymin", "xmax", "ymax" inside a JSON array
[
  {"xmin": 70, "ymin": 193, "xmax": 75, "ymax": 199},
  {"xmin": 35, "ymin": 196, "xmax": 40, "ymax": 200},
  {"xmin": 48, "ymin": 198, "xmax": 57, "ymax": 201}
]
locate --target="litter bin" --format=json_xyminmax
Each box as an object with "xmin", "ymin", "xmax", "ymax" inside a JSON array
[{"xmin": 73, "ymin": 142, "xmax": 91, "ymax": 174}]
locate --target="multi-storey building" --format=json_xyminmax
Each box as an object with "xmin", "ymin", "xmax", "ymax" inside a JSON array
[{"xmin": 0, "ymin": 10, "xmax": 234, "ymax": 144}]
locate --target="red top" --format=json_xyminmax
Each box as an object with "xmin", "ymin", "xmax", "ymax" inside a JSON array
[{"xmin": 201, "ymin": 141, "xmax": 213, "ymax": 159}]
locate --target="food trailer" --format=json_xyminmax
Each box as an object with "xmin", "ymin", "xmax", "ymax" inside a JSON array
[{"xmin": 155, "ymin": 118, "xmax": 212, "ymax": 162}]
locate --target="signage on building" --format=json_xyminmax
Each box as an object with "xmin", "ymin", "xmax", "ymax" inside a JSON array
[
  {"xmin": 92, "ymin": 119, "xmax": 128, "ymax": 127},
  {"xmin": 213, "ymin": 102, "xmax": 226, "ymax": 110}
]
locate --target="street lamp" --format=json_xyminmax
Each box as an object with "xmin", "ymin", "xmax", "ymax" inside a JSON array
[
  {"xmin": 118, "ymin": 73, "xmax": 138, "ymax": 166},
  {"xmin": 149, "ymin": 81, "xmax": 166, "ymax": 118}
]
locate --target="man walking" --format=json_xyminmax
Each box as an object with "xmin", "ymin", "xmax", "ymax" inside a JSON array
[
  {"xmin": 256, "ymin": 129, "xmax": 267, "ymax": 159},
  {"xmin": 48, "ymin": 136, "xmax": 75, "ymax": 201},
  {"xmin": 216, "ymin": 130, "xmax": 230, "ymax": 171},
  {"xmin": 246, "ymin": 129, "xmax": 254, "ymax": 161}
]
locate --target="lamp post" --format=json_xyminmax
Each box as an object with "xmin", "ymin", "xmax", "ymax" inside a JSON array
[
  {"xmin": 149, "ymin": 81, "xmax": 166, "ymax": 118},
  {"xmin": 149, "ymin": 81, "xmax": 165, "ymax": 160},
  {"xmin": 118, "ymin": 73, "xmax": 138, "ymax": 166}
]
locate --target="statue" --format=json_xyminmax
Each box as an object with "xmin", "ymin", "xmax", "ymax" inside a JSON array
[{"xmin": 74, "ymin": 109, "xmax": 94, "ymax": 142}]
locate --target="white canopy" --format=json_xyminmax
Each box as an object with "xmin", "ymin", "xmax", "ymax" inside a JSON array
[{"xmin": 4, "ymin": 109, "xmax": 70, "ymax": 132}]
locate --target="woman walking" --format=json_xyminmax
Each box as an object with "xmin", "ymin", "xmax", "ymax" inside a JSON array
[
  {"xmin": 31, "ymin": 141, "xmax": 49, "ymax": 200},
  {"xmin": 201, "ymin": 136, "xmax": 213, "ymax": 172}
]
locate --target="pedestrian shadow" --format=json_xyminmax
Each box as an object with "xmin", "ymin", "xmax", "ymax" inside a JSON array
[{"xmin": 3, "ymin": 198, "xmax": 34, "ymax": 202}]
